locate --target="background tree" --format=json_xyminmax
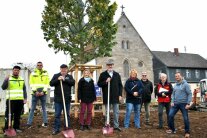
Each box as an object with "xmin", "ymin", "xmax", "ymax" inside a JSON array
[{"xmin": 41, "ymin": 0, "xmax": 117, "ymax": 65}]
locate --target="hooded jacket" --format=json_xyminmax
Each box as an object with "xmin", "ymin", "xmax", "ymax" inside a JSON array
[{"xmin": 172, "ymin": 79, "xmax": 192, "ymax": 104}]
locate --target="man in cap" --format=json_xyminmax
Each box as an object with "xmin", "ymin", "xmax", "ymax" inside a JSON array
[
  {"xmin": 1, "ymin": 65, "xmax": 27, "ymax": 134},
  {"xmin": 98, "ymin": 59, "xmax": 123, "ymax": 131},
  {"xmin": 50, "ymin": 64, "xmax": 75, "ymax": 135}
]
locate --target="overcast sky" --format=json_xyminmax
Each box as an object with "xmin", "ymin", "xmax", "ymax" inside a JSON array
[{"xmin": 0, "ymin": 0, "xmax": 207, "ymax": 77}]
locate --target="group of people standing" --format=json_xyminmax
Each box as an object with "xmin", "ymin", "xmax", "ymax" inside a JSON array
[{"xmin": 1, "ymin": 60, "xmax": 192, "ymax": 138}]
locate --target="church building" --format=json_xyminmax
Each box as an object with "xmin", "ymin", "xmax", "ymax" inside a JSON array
[{"xmin": 96, "ymin": 12, "xmax": 154, "ymax": 85}]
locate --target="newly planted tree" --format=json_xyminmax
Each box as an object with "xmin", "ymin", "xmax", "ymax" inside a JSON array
[{"xmin": 41, "ymin": 0, "xmax": 117, "ymax": 65}]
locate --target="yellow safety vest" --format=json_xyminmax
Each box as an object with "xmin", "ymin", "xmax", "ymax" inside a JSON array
[
  {"xmin": 6, "ymin": 76, "xmax": 24, "ymax": 100},
  {"xmin": 30, "ymin": 68, "xmax": 50, "ymax": 94}
]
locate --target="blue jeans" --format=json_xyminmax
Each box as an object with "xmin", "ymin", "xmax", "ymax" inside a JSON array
[
  {"xmin": 124, "ymin": 103, "xmax": 141, "ymax": 128},
  {"xmin": 27, "ymin": 95, "xmax": 48, "ymax": 125},
  {"xmin": 105, "ymin": 104, "xmax": 119, "ymax": 128},
  {"xmin": 158, "ymin": 102, "xmax": 170, "ymax": 128},
  {"xmin": 168, "ymin": 103, "xmax": 190, "ymax": 133},
  {"xmin": 54, "ymin": 102, "xmax": 70, "ymax": 131}
]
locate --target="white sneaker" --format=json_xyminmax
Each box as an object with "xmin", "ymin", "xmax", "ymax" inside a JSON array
[
  {"xmin": 42, "ymin": 123, "xmax": 48, "ymax": 127},
  {"xmin": 16, "ymin": 129, "xmax": 22, "ymax": 133}
]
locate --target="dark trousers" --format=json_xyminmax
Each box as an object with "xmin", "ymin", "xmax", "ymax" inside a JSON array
[
  {"xmin": 4, "ymin": 100, "xmax": 24, "ymax": 130},
  {"xmin": 158, "ymin": 102, "xmax": 170, "ymax": 128},
  {"xmin": 54, "ymin": 102, "xmax": 70, "ymax": 131},
  {"xmin": 79, "ymin": 102, "xmax": 93, "ymax": 125}
]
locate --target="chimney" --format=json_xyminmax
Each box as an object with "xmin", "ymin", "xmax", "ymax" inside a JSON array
[{"xmin": 174, "ymin": 48, "xmax": 179, "ymax": 56}]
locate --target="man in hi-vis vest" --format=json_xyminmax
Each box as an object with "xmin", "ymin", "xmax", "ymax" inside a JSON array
[
  {"xmin": 1, "ymin": 65, "xmax": 27, "ymax": 134},
  {"xmin": 27, "ymin": 61, "xmax": 50, "ymax": 128}
]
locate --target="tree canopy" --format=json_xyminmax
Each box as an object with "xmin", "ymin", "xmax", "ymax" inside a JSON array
[{"xmin": 41, "ymin": 0, "xmax": 117, "ymax": 65}]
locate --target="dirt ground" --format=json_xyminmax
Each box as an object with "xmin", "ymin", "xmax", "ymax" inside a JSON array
[{"xmin": 1, "ymin": 108, "xmax": 207, "ymax": 138}]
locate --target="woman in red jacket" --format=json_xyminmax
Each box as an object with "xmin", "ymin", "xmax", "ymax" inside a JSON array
[{"xmin": 154, "ymin": 73, "xmax": 173, "ymax": 129}]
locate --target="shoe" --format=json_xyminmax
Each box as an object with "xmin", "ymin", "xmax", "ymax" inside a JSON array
[
  {"xmin": 52, "ymin": 130, "xmax": 60, "ymax": 135},
  {"xmin": 86, "ymin": 125, "xmax": 91, "ymax": 130},
  {"xmin": 185, "ymin": 133, "xmax": 190, "ymax": 138},
  {"xmin": 135, "ymin": 126, "xmax": 141, "ymax": 129},
  {"xmin": 15, "ymin": 129, "xmax": 22, "ymax": 133},
  {"xmin": 80, "ymin": 125, "xmax": 84, "ymax": 131},
  {"xmin": 42, "ymin": 123, "xmax": 48, "ymax": 128},
  {"xmin": 26, "ymin": 124, "xmax": 32, "ymax": 129},
  {"xmin": 166, "ymin": 129, "xmax": 176, "ymax": 134},
  {"xmin": 114, "ymin": 127, "xmax": 122, "ymax": 132}
]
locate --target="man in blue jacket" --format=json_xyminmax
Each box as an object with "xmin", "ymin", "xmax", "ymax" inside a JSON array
[{"xmin": 166, "ymin": 72, "xmax": 192, "ymax": 138}]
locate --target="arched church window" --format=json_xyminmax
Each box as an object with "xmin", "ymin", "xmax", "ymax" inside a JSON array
[
  {"xmin": 122, "ymin": 40, "xmax": 125, "ymax": 49},
  {"xmin": 123, "ymin": 60, "xmax": 129, "ymax": 77},
  {"xmin": 126, "ymin": 40, "xmax": 129, "ymax": 49}
]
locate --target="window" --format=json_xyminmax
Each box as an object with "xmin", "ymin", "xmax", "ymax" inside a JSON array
[
  {"xmin": 205, "ymin": 70, "xmax": 207, "ymax": 78},
  {"xmin": 195, "ymin": 70, "xmax": 200, "ymax": 79},
  {"xmin": 121, "ymin": 40, "xmax": 125, "ymax": 49},
  {"xmin": 126, "ymin": 40, "xmax": 129, "ymax": 49},
  {"xmin": 176, "ymin": 69, "xmax": 181, "ymax": 73},
  {"xmin": 186, "ymin": 69, "xmax": 191, "ymax": 79},
  {"xmin": 121, "ymin": 40, "xmax": 129, "ymax": 49},
  {"xmin": 123, "ymin": 60, "xmax": 129, "ymax": 78},
  {"xmin": 138, "ymin": 61, "xmax": 143, "ymax": 67}
]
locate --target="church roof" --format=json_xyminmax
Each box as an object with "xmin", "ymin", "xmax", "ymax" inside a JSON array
[{"xmin": 152, "ymin": 51, "xmax": 207, "ymax": 68}]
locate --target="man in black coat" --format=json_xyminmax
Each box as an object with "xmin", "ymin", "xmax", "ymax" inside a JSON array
[
  {"xmin": 97, "ymin": 59, "xmax": 123, "ymax": 131},
  {"xmin": 140, "ymin": 72, "xmax": 153, "ymax": 125},
  {"xmin": 50, "ymin": 64, "xmax": 75, "ymax": 135}
]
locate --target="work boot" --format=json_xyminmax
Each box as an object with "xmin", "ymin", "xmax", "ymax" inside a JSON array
[
  {"xmin": 80, "ymin": 125, "xmax": 84, "ymax": 131},
  {"xmin": 52, "ymin": 130, "xmax": 60, "ymax": 135},
  {"xmin": 114, "ymin": 127, "xmax": 122, "ymax": 132},
  {"xmin": 86, "ymin": 125, "xmax": 91, "ymax": 130}
]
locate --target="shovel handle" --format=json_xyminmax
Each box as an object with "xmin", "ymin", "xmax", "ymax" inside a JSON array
[
  {"xmin": 106, "ymin": 81, "xmax": 110, "ymax": 125},
  {"xmin": 8, "ymin": 79, "xmax": 12, "ymax": 128},
  {"xmin": 60, "ymin": 80, "xmax": 69, "ymax": 128}
]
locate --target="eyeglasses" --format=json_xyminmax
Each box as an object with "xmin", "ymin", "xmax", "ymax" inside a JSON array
[
  {"xmin": 37, "ymin": 65, "xmax": 43, "ymax": 66},
  {"xmin": 142, "ymin": 75, "xmax": 147, "ymax": 77}
]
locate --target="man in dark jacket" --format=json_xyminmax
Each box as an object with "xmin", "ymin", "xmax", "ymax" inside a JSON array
[
  {"xmin": 98, "ymin": 59, "xmax": 123, "ymax": 131},
  {"xmin": 50, "ymin": 64, "xmax": 75, "ymax": 135},
  {"xmin": 140, "ymin": 72, "xmax": 153, "ymax": 125}
]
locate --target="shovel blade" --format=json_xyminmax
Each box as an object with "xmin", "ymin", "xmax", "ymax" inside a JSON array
[
  {"xmin": 5, "ymin": 128, "xmax": 16, "ymax": 137},
  {"xmin": 102, "ymin": 126, "xmax": 114, "ymax": 135},
  {"xmin": 62, "ymin": 129, "xmax": 75, "ymax": 138}
]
